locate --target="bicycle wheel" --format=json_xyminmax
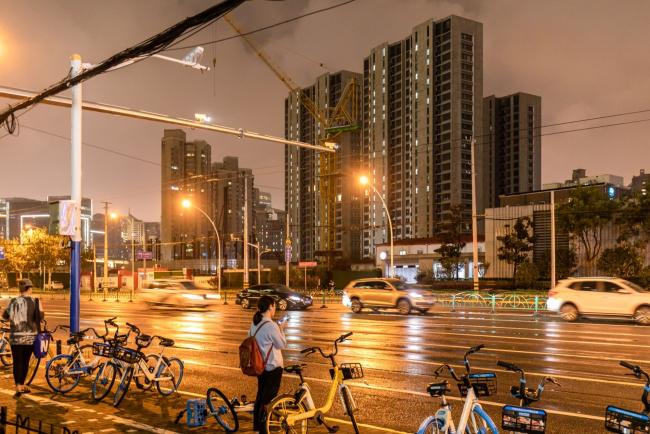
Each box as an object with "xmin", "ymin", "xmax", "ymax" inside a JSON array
[
  {"xmin": 206, "ymin": 387, "xmax": 239, "ymax": 433},
  {"xmin": 467, "ymin": 405, "xmax": 498, "ymax": 434},
  {"xmin": 25, "ymin": 355, "xmax": 42, "ymax": 386},
  {"xmin": 45, "ymin": 354, "xmax": 81, "ymax": 394},
  {"xmin": 417, "ymin": 417, "xmax": 445, "ymax": 434},
  {"xmin": 134, "ymin": 354, "xmax": 158, "ymax": 391},
  {"xmin": 92, "ymin": 361, "xmax": 117, "ymax": 401},
  {"xmin": 0, "ymin": 338, "xmax": 12, "ymax": 366},
  {"xmin": 155, "ymin": 356, "xmax": 183, "ymax": 396},
  {"xmin": 113, "ymin": 366, "xmax": 134, "ymax": 407},
  {"xmin": 340, "ymin": 385, "xmax": 360, "ymax": 434},
  {"xmin": 265, "ymin": 394, "xmax": 308, "ymax": 434}
]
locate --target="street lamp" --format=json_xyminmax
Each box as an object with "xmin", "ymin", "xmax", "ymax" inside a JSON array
[
  {"xmin": 181, "ymin": 199, "xmax": 221, "ymax": 297},
  {"xmin": 359, "ymin": 175, "xmax": 394, "ymax": 277}
]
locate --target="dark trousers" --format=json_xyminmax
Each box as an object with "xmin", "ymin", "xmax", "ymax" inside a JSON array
[
  {"xmin": 253, "ymin": 367, "xmax": 283, "ymax": 433},
  {"xmin": 11, "ymin": 345, "xmax": 33, "ymax": 386}
]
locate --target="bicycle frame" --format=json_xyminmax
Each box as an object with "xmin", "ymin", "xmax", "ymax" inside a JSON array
[
  {"xmin": 132, "ymin": 348, "xmax": 173, "ymax": 384},
  {"xmin": 286, "ymin": 366, "xmax": 349, "ymax": 425}
]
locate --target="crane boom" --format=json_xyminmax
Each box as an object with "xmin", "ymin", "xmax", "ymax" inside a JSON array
[{"xmin": 224, "ymin": 14, "xmax": 330, "ymax": 128}]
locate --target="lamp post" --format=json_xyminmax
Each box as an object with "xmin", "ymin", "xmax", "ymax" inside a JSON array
[
  {"xmin": 360, "ymin": 175, "xmax": 394, "ymax": 277},
  {"xmin": 182, "ymin": 199, "xmax": 221, "ymax": 297},
  {"xmin": 232, "ymin": 237, "xmax": 271, "ymax": 285}
]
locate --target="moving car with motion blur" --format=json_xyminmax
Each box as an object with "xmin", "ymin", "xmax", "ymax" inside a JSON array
[
  {"xmin": 342, "ymin": 277, "xmax": 436, "ymax": 315},
  {"xmin": 547, "ymin": 277, "xmax": 650, "ymax": 325},
  {"xmin": 140, "ymin": 279, "xmax": 218, "ymax": 309},
  {"xmin": 236, "ymin": 284, "xmax": 313, "ymax": 310}
]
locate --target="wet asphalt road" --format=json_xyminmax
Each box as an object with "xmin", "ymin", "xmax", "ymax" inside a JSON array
[{"xmin": 17, "ymin": 298, "xmax": 650, "ymax": 433}]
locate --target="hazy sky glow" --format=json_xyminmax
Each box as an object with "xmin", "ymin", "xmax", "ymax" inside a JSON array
[{"xmin": 1, "ymin": 0, "xmax": 649, "ymax": 221}]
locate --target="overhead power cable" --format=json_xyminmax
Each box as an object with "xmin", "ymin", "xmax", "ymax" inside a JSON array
[
  {"xmin": 0, "ymin": 0, "xmax": 246, "ymax": 129},
  {"xmin": 164, "ymin": 0, "xmax": 358, "ymax": 52}
]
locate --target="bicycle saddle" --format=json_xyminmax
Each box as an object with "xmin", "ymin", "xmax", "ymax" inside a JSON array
[
  {"xmin": 158, "ymin": 337, "xmax": 175, "ymax": 347},
  {"xmin": 427, "ymin": 381, "xmax": 450, "ymax": 397},
  {"xmin": 66, "ymin": 332, "xmax": 85, "ymax": 345},
  {"xmin": 284, "ymin": 364, "xmax": 307, "ymax": 374}
]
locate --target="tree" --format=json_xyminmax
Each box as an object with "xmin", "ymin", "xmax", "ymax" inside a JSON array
[
  {"xmin": 597, "ymin": 244, "xmax": 643, "ymax": 278},
  {"xmin": 515, "ymin": 261, "xmax": 539, "ymax": 289},
  {"xmin": 557, "ymin": 186, "xmax": 619, "ymax": 270},
  {"xmin": 538, "ymin": 248, "xmax": 578, "ymax": 280},
  {"xmin": 434, "ymin": 205, "xmax": 466, "ymax": 280},
  {"xmin": 22, "ymin": 228, "xmax": 67, "ymax": 288},
  {"xmin": 0, "ymin": 239, "xmax": 29, "ymax": 279},
  {"xmin": 497, "ymin": 217, "xmax": 535, "ymax": 279},
  {"xmin": 617, "ymin": 192, "xmax": 650, "ymax": 247}
]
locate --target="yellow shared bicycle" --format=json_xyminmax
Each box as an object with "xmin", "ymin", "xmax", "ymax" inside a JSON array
[{"xmin": 266, "ymin": 332, "xmax": 362, "ymax": 434}]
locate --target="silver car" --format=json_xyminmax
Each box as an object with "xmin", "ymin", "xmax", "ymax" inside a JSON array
[
  {"xmin": 342, "ymin": 278, "xmax": 436, "ymax": 315},
  {"xmin": 139, "ymin": 279, "xmax": 218, "ymax": 309}
]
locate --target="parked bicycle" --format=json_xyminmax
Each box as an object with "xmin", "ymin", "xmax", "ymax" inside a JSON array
[
  {"xmin": 497, "ymin": 360, "xmax": 560, "ymax": 433},
  {"xmin": 265, "ymin": 331, "xmax": 362, "ymax": 434},
  {"xmin": 25, "ymin": 320, "xmax": 63, "ymax": 385},
  {"xmin": 93, "ymin": 321, "xmax": 183, "ymax": 407},
  {"xmin": 175, "ymin": 390, "xmax": 254, "ymax": 433},
  {"xmin": 44, "ymin": 319, "xmax": 114, "ymax": 394},
  {"xmin": 416, "ymin": 344, "xmax": 499, "ymax": 434},
  {"xmin": 0, "ymin": 320, "xmax": 13, "ymax": 366},
  {"xmin": 605, "ymin": 361, "xmax": 650, "ymax": 433}
]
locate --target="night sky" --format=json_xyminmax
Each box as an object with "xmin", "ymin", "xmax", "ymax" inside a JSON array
[{"xmin": 1, "ymin": 0, "xmax": 649, "ymax": 221}]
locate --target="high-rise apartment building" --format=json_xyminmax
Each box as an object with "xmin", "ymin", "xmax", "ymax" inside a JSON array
[
  {"xmin": 362, "ymin": 16, "xmax": 483, "ymax": 258},
  {"xmin": 211, "ymin": 156, "xmax": 254, "ymax": 265},
  {"xmin": 160, "ymin": 129, "xmax": 212, "ymax": 261},
  {"xmin": 253, "ymin": 190, "xmax": 286, "ymax": 256},
  {"xmin": 630, "ymin": 169, "xmax": 649, "ymax": 195},
  {"xmin": 285, "ymin": 70, "xmax": 363, "ymax": 262},
  {"xmin": 483, "ymin": 93, "xmax": 541, "ymax": 207}
]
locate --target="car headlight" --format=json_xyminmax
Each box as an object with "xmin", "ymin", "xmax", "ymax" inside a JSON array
[
  {"xmin": 182, "ymin": 294, "xmax": 204, "ymax": 300},
  {"xmin": 205, "ymin": 294, "xmax": 221, "ymax": 300},
  {"xmin": 288, "ymin": 295, "xmax": 302, "ymax": 301},
  {"xmin": 409, "ymin": 292, "xmax": 423, "ymax": 298}
]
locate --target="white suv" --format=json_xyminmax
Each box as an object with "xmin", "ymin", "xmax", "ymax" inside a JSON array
[{"xmin": 547, "ymin": 277, "xmax": 650, "ymax": 325}]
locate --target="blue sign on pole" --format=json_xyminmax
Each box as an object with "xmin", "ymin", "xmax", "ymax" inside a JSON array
[{"xmin": 0, "ymin": 246, "xmax": 4, "ymax": 260}]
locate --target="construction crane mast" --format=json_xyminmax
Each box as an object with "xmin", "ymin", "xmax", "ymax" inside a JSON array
[{"xmin": 225, "ymin": 14, "xmax": 360, "ymax": 267}]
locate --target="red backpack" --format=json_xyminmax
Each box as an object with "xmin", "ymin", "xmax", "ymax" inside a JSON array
[{"xmin": 239, "ymin": 321, "xmax": 272, "ymax": 376}]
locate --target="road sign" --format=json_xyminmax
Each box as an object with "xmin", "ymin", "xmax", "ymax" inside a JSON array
[
  {"xmin": 298, "ymin": 261, "xmax": 317, "ymax": 268},
  {"xmin": 284, "ymin": 244, "xmax": 292, "ymax": 263},
  {"xmin": 136, "ymin": 250, "xmax": 153, "ymax": 260},
  {"xmin": 0, "ymin": 246, "xmax": 4, "ymax": 260}
]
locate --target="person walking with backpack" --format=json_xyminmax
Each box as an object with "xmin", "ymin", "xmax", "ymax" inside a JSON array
[
  {"xmin": 249, "ymin": 295, "xmax": 287, "ymax": 434},
  {"xmin": 2, "ymin": 279, "xmax": 44, "ymax": 397}
]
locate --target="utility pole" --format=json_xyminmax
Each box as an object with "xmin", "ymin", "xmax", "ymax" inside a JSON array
[
  {"xmin": 243, "ymin": 176, "xmax": 249, "ymax": 289},
  {"xmin": 130, "ymin": 212, "xmax": 135, "ymax": 301},
  {"xmin": 70, "ymin": 54, "xmax": 82, "ymax": 333},
  {"xmin": 470, "ymin": 138, "xmax": 480, "ymax": 292},
  {"xmin": 92, "ymin": 243, "xmax": 97, "ymax": 292},
  {"xmin": 142, "ymin": 235, "xmax": 147, "ymax": 285},
  {"xmin": 550, "ymin": 190, "xmax": 556, "ymax": 288},
  {"xmin": 102, "ymin": 201, "xmax": 111, "ymax": 299},
  {"xmin": 285, "ymin": 214, "xmax": 290, "ymax": 287}
]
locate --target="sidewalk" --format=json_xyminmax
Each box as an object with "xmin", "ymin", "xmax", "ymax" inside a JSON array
[{"xmin": 0, "ymin": 369, "xmax": 399, "ymax": 433}]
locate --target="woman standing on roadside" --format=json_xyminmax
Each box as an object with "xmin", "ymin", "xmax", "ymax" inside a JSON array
[
  {"xmin": 250, "ymin": 295, "xmax": 287, "ymax": 434},
  {"xmin": 2, "ymin": 279, "xmax": 44, "ymax": 397}
]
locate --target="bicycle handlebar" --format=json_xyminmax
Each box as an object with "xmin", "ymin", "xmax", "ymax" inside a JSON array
[
  {"xmin": 497, "ymin": 360, "xmax": 522, "ymax": 373},
  {"xmin": 620, "ymin": 360, "xmax": 650, "ymax": 383},
  {"xmin": 434, "ymin": 363, "xmax": 462, "ymax": 382},
  {"xmin": 301, "ymin": 332, "xmax": 353, "ymax": 366},
  {"xmin": 463, "ymin": 344, "xmax": 485, "ymax": 373}
]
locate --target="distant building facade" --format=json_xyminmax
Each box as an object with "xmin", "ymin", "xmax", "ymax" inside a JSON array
[
  {"xmin": 285, "ymin": 70, "xmax": 363, "ymax": 263},
  {"xmin": 160, "ymin": 129, "xmax": 212, "ymax": 262},
  {"xmin": 630, "ymin": 169, "xmax": 649, "ymax": 195},
  {"xmin": 483, "ymin": 93, "xmax": 541, "ymax": 207}
]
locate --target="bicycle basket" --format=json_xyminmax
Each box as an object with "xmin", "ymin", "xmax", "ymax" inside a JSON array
[
  {"xmin": 605, "ymin": 405, "xmax": 650, "ymax": 434},
  {"xmin": 502, "ymin": 405, "xmax": 548, "ymax": 433},
  {"xmin": 330, "ymin": 363, "xmax": 364, "ymax": 380},
  {"xmin": 458, "ymin": 372, "xmax": 497, "ymax": 397},
  {"xmin": 91, "ymin": 342, "xmax": 114, "ymax": 358},
  {"xmin": 113, "ymin": 346, "xmax": 141, "ymax": 364}
]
